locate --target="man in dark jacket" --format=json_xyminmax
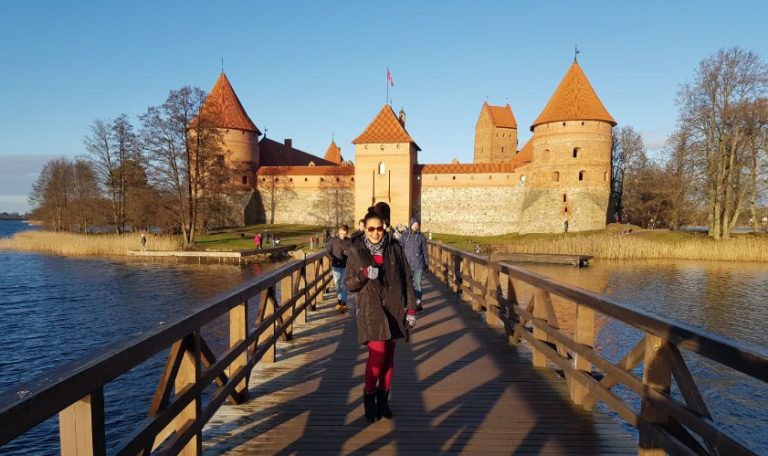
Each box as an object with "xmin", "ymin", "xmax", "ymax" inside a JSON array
[
  {"xmin": 326, "ymin": 224, "xmax": 352, "ymax": 313},
  {"xmin": 401, "ymin": 216, "xmax": 428, "ymax": 311}
]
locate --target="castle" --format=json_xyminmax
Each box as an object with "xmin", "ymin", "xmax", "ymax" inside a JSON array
[{"xmin": 198, "ymin": 60, "xmax": 615, "ymax": 235}]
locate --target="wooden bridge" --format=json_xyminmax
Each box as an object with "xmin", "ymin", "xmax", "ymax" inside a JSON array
[{"xmin": 1, "ymin": 242, "xmax": 766, "ymax": 455}]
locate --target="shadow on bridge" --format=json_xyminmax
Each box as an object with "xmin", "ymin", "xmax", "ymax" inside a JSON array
[{"xmin": 202, "ymin": 273, "xmax": 635, "ymax": 455}]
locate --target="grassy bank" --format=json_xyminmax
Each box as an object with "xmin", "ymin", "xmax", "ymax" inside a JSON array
[
  {"xmin": 0, "ymin": 231, "xmax": 181, "ymax": 256},
  {"xmin": 193, "ymin": 224, "xmax": 328, "ymax": 252},
  {"xmin": 434, "ymin": 224, "xmax": 768, "ymax": 262}
]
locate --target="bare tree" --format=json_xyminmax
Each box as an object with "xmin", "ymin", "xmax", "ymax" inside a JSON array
[
  {"xmin": 675, "ymin": 47, "xmax": 768, "ymax": 238},
  {"xmin": 256, "ymin": 168, "xmax": 297, "ymax": 224},
  {"xmin": 611, "ymin": 126, "xmax": 646, "ymax": 219},
  {"xmin": 140, "ymin": 86, "xmax": 225, "ymax": 246}
]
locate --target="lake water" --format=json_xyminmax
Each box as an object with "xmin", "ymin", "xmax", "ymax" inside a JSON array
[
  {"xmin": 0, "ymin": 221, "xmax": 268, "ymax": 454},
  {"xmin": 1, "ymin": 220, "xmax": 766, "ymax": 453}
]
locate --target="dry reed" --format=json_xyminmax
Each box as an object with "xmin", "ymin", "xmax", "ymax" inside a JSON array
[
  {"xmin": 0, "ymin": 231, "xmax": 181, "ymax": 257},
  {"xmin": 494, "ymin": 233, "xmax": 768, "ymax": 262}
]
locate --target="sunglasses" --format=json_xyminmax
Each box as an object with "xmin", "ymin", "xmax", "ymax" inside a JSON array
[{"xmin": 367, "ymin": 226, "xmax": 384, "ymax": 233}]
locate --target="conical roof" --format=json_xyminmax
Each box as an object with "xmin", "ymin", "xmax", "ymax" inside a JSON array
[
  {"xmin": 323, "ymin": 140, "xmax": 344, "ymax": 164},
  {"xmin": 195, "ymin": 73, "xmax": 260, "ymax": 133},
  {"xmin": 530, "ymin": 62, "xmax": 615, "ymax": 131},
  {"xmin": 353, "ymin": 105, "xmax": 420, "ymax": 150}
]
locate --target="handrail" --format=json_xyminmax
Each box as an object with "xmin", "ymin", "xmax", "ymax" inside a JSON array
[
  {"xmin": 427, "ymin": 240, "xmax": 767, "ymax": 456},
  {"xmin": 0, "ymin": 251, "xmax": 333, "ymax": 455}
]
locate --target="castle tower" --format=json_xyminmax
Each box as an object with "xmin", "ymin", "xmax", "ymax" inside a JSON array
[
  {"xmin": 474, "ymin": 102, "xmax": 518, "ymax": 163},
  {"xmin": 352, "ymin": 105, "xmax": 420, "ymax": 227},
  {"xmin": 323, "ymin": 139, "xmax": 344, "ymax": 164},
  {"xmin": 523, "ymin": 61, "xmax": 616, "ymax": 232},
  {"xmin": 197, "ymin": 72, "xmax": 261, "ymax": 187}
]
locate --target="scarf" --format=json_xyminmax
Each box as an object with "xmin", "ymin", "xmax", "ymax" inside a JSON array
[{"xmin": 364, "ymin": 234, "xmax": 386, "ymax": 257}]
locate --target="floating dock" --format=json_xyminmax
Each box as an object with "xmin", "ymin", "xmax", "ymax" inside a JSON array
[
  {"xmin": 127, "ymin": 245, "xmax": 296, "ymax": 264},
  {"xmin": 494, "ymin": 252, "xmax": 592, "ymax": 267}
]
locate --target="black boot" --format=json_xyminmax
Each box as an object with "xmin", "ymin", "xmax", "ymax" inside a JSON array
[
  {"xmin": 376, "ymin": 389, "xmax": 392, "ymax": 419},
  {"xmin": 363, "ymin": 391, "xmax": 377, "ymax": 422}
]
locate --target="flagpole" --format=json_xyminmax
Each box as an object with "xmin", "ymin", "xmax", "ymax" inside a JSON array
[{"xmin": 386, "ymin": 67, "xmax": 389, "ymax": 105}]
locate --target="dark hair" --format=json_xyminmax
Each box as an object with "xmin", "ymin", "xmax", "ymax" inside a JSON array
[
  {"xmin": 364, "ymin": 208, "xmax": 383, "ymax": 225},
  {"xmin": 339, "ymin": 224, "xmax": 349, "ymax": 232},
  {"xmin": 373, "ymin": 202, "xmax": 391, "ymax": 224},
  {"xmin": 358, "ymin": 219, "xmax": 365, "ymax": 225}
]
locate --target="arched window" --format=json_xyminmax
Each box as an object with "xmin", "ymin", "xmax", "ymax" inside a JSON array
[
  {"xmin": 378, "ymin": 162, "xmax": 386, "ymax": 175},
  {"xmin": 552, "ymin": 171, "xmax": 560, "ymax": 182},
  {"xmin": 579, "ymin": 170, "xmax": 586, "ymax": 181},
  {"xmin": 308, "ymin": 161, "xmax": 316, "ymax": 167},
  {"xmin": 604, "ymin": 171, "xmax": 609, "ymax": 181},
  {"xmin": 573, "ymin": 147, "xmax": 580, "ymax": 158}
]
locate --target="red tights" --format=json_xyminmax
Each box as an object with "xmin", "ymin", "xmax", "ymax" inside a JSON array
[{"xmin": 364, "ymin": 340, "xmax": 395, "ymax": 393}]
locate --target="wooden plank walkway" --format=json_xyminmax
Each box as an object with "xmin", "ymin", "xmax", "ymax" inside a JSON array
[{"xmin": 202, "ymin": 273, "xmax": 636, "ymax": 455}]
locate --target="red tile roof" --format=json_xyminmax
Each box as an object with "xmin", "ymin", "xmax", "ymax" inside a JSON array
[
  {"xmin": 353, "ymin": 105, "xmax": 420, "ymax": 150},
  {"xmin": 323, "ymin": 140, "xmax": 344, "ymax": 164},
  {"xmin": 511, "ymin": 138, "xmax": 533, "ymax": 165},
  {"xmin": 415, "ymin": 162, "xmax": 524, "ymax": 174},
  {"xmin": 193, "ymin": 73, "xmax": 260, "ymax": 133},
  {"xmin": 259, "ymin": 138, "xmax": 336, "ymax": 167},
  {"xmin": 485, "ymin": 102, "xmax": 518, "ymax": 129},
  {"xmin": 531, "ymin": 62, "xmax": 616, "ymax": 131},
  {"xmin": 257, "ymin": 165, "xmax": 355, "ymax": 176}
]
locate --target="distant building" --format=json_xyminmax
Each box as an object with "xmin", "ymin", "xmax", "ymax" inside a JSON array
[{"xmin": 197, "ymin": 60, "xmax": 615, "ymax": 234}]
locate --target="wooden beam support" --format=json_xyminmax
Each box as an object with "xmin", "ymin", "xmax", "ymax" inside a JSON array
[{"xmin": 59, "ymin": 388, "xmax": 106, "ymax": 456}]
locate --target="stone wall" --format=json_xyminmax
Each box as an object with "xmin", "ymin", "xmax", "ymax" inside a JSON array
[{"xmin": 251, "ymin": 181, "xmax": 355, "ymax": 227}]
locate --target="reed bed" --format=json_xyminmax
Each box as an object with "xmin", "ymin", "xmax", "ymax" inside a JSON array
[
  {"xmin": 494, "ymin": 233, "xmax": 768, "ymax": 262},
  {"xmin": 0, "ymin": 231, "xmax": 181, "ymax": 257}
]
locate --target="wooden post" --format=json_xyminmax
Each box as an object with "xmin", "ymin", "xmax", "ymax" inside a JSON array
[
  {"xmin": 639, "ymin": 335, "xmax": 672, "ymax": 456},
  {"xmin": 436, "ymin": 247, "xmax": 445, "ymax": 282},
  {"xmin": 175, "ymin": 333, "xmax": 202, "ymax": 456},
  {"xmin": 228, "ymin": 300, "xmax": 248, "ymax": 403},
  {"xmin": 531, "ymin": 292, "xmax": 547, "ymax": 368},
  {"xmin": 460, "ymin": 257, "xmax": 471, "ymax": 304},
  {"xmin": 258, "ymin": 288, "xmax": 277, "ymax": 363},
  {"xmin": 486, "ymin": 266, "xmax": 503, "ymax": 327},
  {"xmin": 570, "ymin": 303, "xmax": 595, "ymax": 408},
  {"xmin": 504, "ymin": 273, "xmax": 520, "ymax": 345},
  {"xmin": 59, "ymin": 388, "xmax": 106, "ymax": 456},
  {"xmin": 306, "ymin": 261, "xmax": 317, "ymax": 311},
  {"xmin": 472, "ymin": 263, "xmax": 485, "ymax": 312},
  {"xmin": 294, "ymin": 269, "xmax": 306, "ymax": 325},
  {"xmin": 282, "ymin": 274, "xmax": 294, "ymax": 341},
  {"xmin": 452, "ymin": 254, "xmax": 462, "ymax": 293}
]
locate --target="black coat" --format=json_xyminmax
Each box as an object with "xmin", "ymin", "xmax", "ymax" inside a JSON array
[
  {"xmin": 325, "ymin": 235, "xmax": 352, "ymax": 268},
  {"xmin": 345, "ymin": 234, "xmax": 417, "ymax": 345}
]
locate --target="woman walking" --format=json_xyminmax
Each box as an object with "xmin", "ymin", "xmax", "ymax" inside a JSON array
[{"xmin": 346, "ymin": 208, "xmax": 417, "ymax": 422}]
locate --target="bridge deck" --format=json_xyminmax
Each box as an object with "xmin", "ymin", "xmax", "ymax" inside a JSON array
[{"xmin": 203, "ymin": 274, "xmax": 636, "ymax": 455}]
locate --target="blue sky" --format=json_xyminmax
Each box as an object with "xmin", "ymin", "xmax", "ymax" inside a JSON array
[{"xmin": 1, "ymin": 0, "xmax": 767, "ymax": 213}]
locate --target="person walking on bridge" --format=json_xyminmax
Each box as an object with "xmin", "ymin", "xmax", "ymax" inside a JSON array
[
  {"xmin": 346, "ymin": 208, "xmax": 417, "ymax": 422},
  {"xmin": 401, "ymin": 216, "xmax": 428, "ymax": 312},
  {"xmin": 326, "ymin": 224, "xmax": 352, "ymax": 313}
]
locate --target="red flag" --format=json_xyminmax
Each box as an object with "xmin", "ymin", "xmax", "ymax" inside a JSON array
[{"xmin": 387, "ymin": 67, "xmax": 394, "ymax": 87}]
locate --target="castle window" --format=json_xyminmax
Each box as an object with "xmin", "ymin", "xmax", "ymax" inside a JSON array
[
  {"xmin": 564, "ymin": 207, "xmax": 568, "ymax": 213},
  {"xmin": 452, "ymin": 176, "xmax": 456, "ymax": 180},
  {"xmin": 573, "ymin": 147, "xmax": 580, "ymax": 158},
  {"xmin": 351, "ymin": 177, "xmax": 354, "ymax": 181},
  {"xmin": 309, "ymin": 161, "xmax": 316, "ymax": 166},
  {"xmin": 581, "ymin": 121, "xmax": 585, "ymax": 126},
  {"xmin": 336, "ymin": 177, "xmax": 340, "ymax": 182},
  {"xmin": 552, "ymin": 171, "xmax": 560, "ymax": 182},
  {"xmin": 562, "ymin": 122, "xmax": 566, "ymax": 126},
  {"xmin": 289, "ymin": 178, "xmax": 293, "ymax": 182},
  {"xmin": 304, "ymin": 177, "xmax": 308, "ymax": 181},
  {"xmin": 217, "ymin": 155, "xmax": 226, "ymax": 167},
  {"xmin": 563, "ymin": 194, "xmax": 567, "ymax": 202},
  {"xmin": 579, "ymin": 170, "xmax": 586, "ymax": 181},
  {"xmin": 378, "ymin": 162, "xmax": 386, "ymax": 175},
  {"xmin": 520, "ymin": 175, "xmax": 527, "ymax": 183},
  {"xmin": 604, "ymin": 171, "xmax": 609, "ymax": 181},
  {"xmin": 501, "ymin": 147, "xmax": 505, "ymax": 153},
  {"xmin": 242, "ymin": 176, "xmax": 248, "ymax": 185},
  {"xmin": 262, "ymin": 177, "xmax": 266, "ymax": 182}
]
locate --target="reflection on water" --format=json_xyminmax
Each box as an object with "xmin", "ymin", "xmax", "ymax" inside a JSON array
[
  {"xmin": 519, "ymin": 259, "xmax": 768, "ymax": 453},
  {"xmin": 0, "ymin": 221, "xmax": 271, "ymax": 454}
]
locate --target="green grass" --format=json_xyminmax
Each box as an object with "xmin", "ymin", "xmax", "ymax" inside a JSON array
[{"xmin": 194, "ymin": 224, "xmax": 329, "ymax": 252}]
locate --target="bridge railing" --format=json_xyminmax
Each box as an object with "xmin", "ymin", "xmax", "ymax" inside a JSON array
[
  {"xmin": 0, "ymin": 252, "xmax": 332, "ymax": 455},
  {"xmin": 427, "ymin": 241, "xmax": 768, "ymax": 456}
]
